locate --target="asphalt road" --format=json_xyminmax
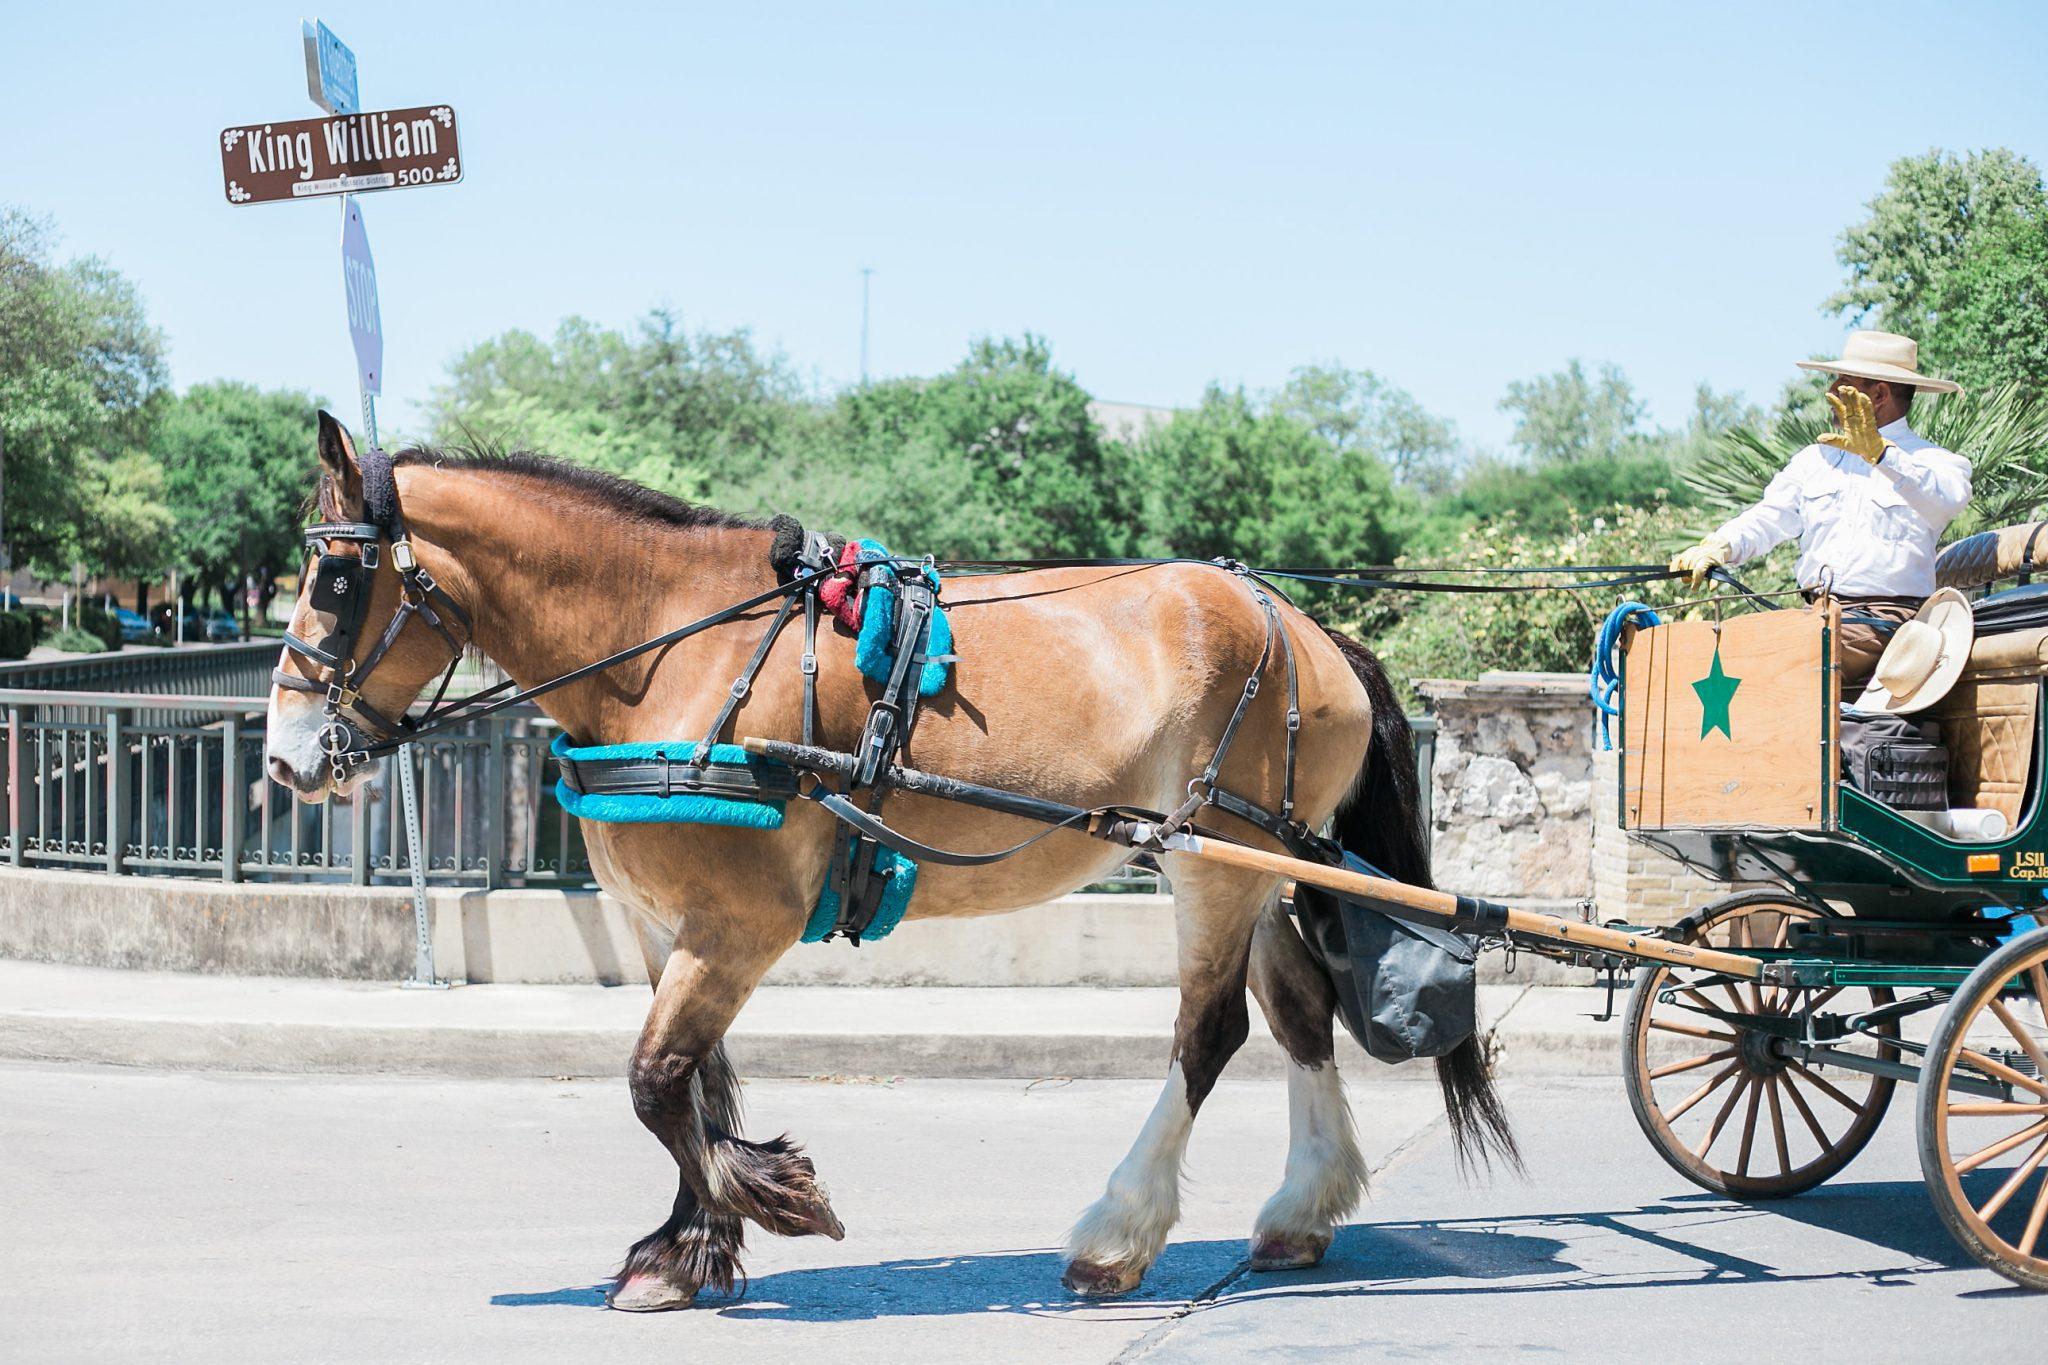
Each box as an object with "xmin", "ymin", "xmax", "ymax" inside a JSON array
[{"xmin": 3, "ymin": 1062, "xmax": 2041, "ymax": 1363}]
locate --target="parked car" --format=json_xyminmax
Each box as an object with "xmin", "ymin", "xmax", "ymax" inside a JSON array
[
  {"xmin": 151, "ymin": 605, "xmax": 205, "ymax": 641},
  {"xmin": 112, "ymin": 607, "xmax": 155, "ymax": 643},
  {"xmin": 204, "ymin": 609, "xmax": 240, "ymax": 642}
]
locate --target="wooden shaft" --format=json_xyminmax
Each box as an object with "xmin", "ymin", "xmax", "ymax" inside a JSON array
[{"xmin": 1158, "ymin": 829, "xmax": 1763, "ymax": 981}]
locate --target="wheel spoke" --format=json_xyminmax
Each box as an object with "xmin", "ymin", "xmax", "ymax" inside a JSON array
[
  {"xmin": 1695, "ymin": 1075, "xmax": 1753, "ymax": 1160},
  {"xmin": 1960, "ymin": 1048, "xmax": 2048, "ymax": 1100},
  {"xmin": 1988, "ymin": 999, "xmax": 2048, "ymax": 1080},
  {"xmin": 1788, "ymin": 1062, "xmax": 1866, "ymax": 1114},
  {"xmin": 1650, "ymin": 1049, "xmax": 1735, "ymax": 1081},
  {"xmin": 1956, "ymin": 1118, "xmax": 2048, "ymax": 1176},
  {"xmin": 1946, "ymin": 1101, "xmax": 2048, "ymax": 1117},
  {"xmin": 1765, "ymin": 1076, "xmax": 1792, "ymax": 1177},
  {"xmin": 1804, "ymin": 986, "xmax": 1844, "ymax": 1014},
  {"xmin": 2022, "ymin": 1170, "xmax": 2048, "ymax": 1259},
  {"xmin": 1978, "ymin": 1135, "xmax": 2048, "ymax": 1222},
  {"xmin": 1652, "ymin": 1017, "xmax": 1738, "ymax": 1044},
  {"xmin": 1737, "ymin": 1076, "xmax": 1764, "ymax": 1175},
  {"xmin": 1781, "ymin": 1071, "xmax": 1832, "ymax": 1148},
  {"xmin": 1666, "ymin": 1060, "xmax": 1742, "ymax": 1124}
]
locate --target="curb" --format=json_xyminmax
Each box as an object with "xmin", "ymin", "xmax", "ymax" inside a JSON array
[{"xmin": 0, "ymin": 967, "xmax": 1626, "ymax": 1082}]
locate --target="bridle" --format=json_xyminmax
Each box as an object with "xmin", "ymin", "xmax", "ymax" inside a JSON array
[{"xmin": 272, "ymin": 447, "xmax": 473, "ymax": 775}]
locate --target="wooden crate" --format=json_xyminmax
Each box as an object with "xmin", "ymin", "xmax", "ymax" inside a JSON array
[{"xmin": 1621, "ymin": 604, "xmax": 1839, "ymax": 830}]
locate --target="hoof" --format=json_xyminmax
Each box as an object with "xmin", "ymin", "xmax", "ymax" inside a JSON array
[
  {"xmin": 1249, "ymin": 1232, "xmax": 1331, "ymax": 1271},
  {"xmin": 606, "ymin": 1274, "xmax": 697, "ymax": 1312},
  {"xmin": 1062, "ymin": 1258, "xmax": 1144, "ymax": 1298},
  {"xmin": 802, "ymin": 1200, "xmax": 848, "ymax": 1242}
]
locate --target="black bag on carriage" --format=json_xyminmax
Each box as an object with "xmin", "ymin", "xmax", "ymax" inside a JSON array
[
  {"xmin": 1840, "ymin": 711, "xmax": 1949, "ymax": 811},
  {"xmin": 1291, "ymin": 850, "xmax": 1479, "ymax": 1064}
]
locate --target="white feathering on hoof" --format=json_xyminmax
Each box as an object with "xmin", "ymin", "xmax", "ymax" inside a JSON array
[
  {"xmin": 1064, "ymin": 1064, "xmax": 1194, "ymax": 1276},
  {"xmin": 1253, "ymin": 1062, "xmax": 1368, "ymax": 1246}
]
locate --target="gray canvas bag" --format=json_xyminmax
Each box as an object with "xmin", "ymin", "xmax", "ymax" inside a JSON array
[{"xmin": 1291, "ymin": 850, "xmax": 1479, "ymax": 1063}]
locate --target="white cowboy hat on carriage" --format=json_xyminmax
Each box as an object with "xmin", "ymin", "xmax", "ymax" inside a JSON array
[
  {"xmin": 1796, "ymin": 329, "xmax": 1963, "ymax": 394},
  {"xmin": 1855, "ymin": 587, "xmax": 1974, "ymax": 715}
]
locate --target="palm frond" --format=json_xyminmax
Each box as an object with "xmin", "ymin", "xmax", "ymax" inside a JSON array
[{"xmin": 1684, "ymin": 383, "xmax": 2048, "ymax": 543}]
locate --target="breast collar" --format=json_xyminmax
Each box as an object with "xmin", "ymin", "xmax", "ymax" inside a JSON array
[{"xmin": 272, "ymin": 446, "xmax": 473, "ymax": 772}]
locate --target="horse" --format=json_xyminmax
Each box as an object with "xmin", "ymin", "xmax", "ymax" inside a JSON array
[{"xmin": 265, "ymin": 412, "xmax": 1515, "ymax": 1311}]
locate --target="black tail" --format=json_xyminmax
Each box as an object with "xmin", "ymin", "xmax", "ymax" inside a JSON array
[{"xmin": 1322, "ymin": 629, "xmax": 1521, "ymax": 1176}]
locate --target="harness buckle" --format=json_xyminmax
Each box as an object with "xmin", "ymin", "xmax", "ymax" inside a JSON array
[
  {"xmin": 411, "ymin": 567, "xmax": 438, "ymax": 595},
  {"xmin": 800, "ymin": 651, "xmax": 817, "ymax": 676},
  {"xmin": 326, "ymin": 681, "xmax": 359, "ymax": 709},
  {"xmin": 728, "ymin": 677, "xmax": 751, "ymax": 699},
  {"xmin": 390, "ymin": 539, "xmax": 418, "ymax": 573},
  {"xmin": 1286, "ymin": 708, "xmax": 1301, "ymax": 732}
]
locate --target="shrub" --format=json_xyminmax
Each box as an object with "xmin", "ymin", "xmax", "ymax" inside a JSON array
[
  {"xmin": 46, "ymin": 627, "xmax": 110, "ymax": 654},
  {"xmin": 0, "ymin": 610, "xmax": 33, "ymax": 660},
  {"xmin": 75, "ymin": 603, "xmax": 121, "ymax": 651}
]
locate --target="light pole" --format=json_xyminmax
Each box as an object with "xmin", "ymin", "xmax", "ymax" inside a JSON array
[{"xmin": 860, "ymin": 266, "xmax": 873, "ymax": 387}]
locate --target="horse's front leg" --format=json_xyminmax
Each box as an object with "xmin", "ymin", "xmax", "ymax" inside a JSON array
[{"xmin": 608, "ymin": 899, "xmax": 839, "ymax": 1312}]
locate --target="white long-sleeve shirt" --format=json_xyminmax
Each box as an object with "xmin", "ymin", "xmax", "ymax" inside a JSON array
[{"xmin": 1712, "ymin": 418, "xmax": 1972, "ymax": 598}]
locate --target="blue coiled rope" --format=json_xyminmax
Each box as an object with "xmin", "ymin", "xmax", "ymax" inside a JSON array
[{"xmin": 1591, "ymin": 601, "xmax": 1662, "ymax": 751}]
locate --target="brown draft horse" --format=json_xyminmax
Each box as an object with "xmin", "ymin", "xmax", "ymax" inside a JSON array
[{"xmin": 266, "ymin": 414, "xmax": 1514, "ymax": 1311}]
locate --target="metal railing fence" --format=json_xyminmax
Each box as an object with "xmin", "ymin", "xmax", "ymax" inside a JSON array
[
  {"xmin": 0, "ymin": 641, "xmax": 279, "ymax": 697},
  {"xmin": 2, "ymin": 686, "xmax": 1437, "ymax": 891}
]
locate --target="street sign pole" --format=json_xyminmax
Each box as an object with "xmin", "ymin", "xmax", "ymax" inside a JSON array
[{"xmin": 287, "ymin": 21, "xmax": 440, "ymax": 987}]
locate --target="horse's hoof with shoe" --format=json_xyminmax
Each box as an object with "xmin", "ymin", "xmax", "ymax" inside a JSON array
[
  {"xmin": 1249, "ymin": 1231, "xmax": 1332, "ymax": 1271},
  {"xmin": 1061, "ymin": 1258, "xmax": 1147, "ymax": 1298},
  {"xmin": 605, "ymin": 1275, "xmax": 698, "ymax": 1313}
]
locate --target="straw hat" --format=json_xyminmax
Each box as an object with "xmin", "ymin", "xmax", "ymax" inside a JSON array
[
  {"xmin": 1797, "ymin": 330, "xmax": 1961, "ymax": 395},
  {"xmin": 1856, "ymin": 588, "xmax": 1974, "ymax": 715}
]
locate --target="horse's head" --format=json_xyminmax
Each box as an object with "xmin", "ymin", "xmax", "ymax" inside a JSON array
[{"xmin": 265, "ymin": 412, "xmax": 470, "ymax": 802}]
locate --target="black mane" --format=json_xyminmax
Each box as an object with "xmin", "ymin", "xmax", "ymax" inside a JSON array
[{"xmin": 393, "ymin": 443, "xmax": 761, "ymax": 531}]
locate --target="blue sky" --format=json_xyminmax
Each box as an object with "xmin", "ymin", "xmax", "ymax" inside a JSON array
[{"xmin": 5, "ymin": 2, "xmax": 2045, "ymax": 453}]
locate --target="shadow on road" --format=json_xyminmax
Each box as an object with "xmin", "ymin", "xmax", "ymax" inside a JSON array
[{"xmin": 489, "ymin": 1179, "xmax": 1980, "ymax": 1319}]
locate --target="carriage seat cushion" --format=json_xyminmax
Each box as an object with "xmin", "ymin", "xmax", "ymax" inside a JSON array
[
  {"xmin": 1927, "ymin": 678, "xmax": 2037, "ymax": 824},
  {"xmin": 1962, "ymin": 624, "xmax": 2048, "ymax": 677}
]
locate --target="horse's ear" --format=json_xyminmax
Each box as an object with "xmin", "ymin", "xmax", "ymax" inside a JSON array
[{"xmin": 315, "ymin": 410, "xmax": 365, "ymax": 518}]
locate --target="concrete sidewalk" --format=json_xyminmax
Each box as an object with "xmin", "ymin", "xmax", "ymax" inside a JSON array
[{"xmin": 0, "ymin": 959, "xmax": 1627, "ymax": 1079}]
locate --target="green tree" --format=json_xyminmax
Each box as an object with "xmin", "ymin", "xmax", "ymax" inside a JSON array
[
  {"xmin": 831, "ymin": 335, "xmax": 1139, "ymax": 557},
  {"xmin": 0, "ymin": 208, "xmax": 168, "ymax": 573},
  {"xmin": 1498, "ymin": 359, "xmax": 1648, "ymax": 463},
  {"xmin": 1828, "ymin": 148, "xmax": 2047, "ymax": 339},
  {"xmin": 151, "ymin": 383, "xmax": 322, "ymax": 625},
  {"xmin": 1930, "ymin": 214, "xmax": 2048, "ymax": 389},
  {"xmin": 1271, "ymin": 364, "xmax": 1461, "ymax": 492},
  {"xmin": 1132, "ymin": 385, "xmax": 1407, "ymax": 571},
  {"xmin": 431, "ymin": 310, "xmax": 818, "ymax": 501}
]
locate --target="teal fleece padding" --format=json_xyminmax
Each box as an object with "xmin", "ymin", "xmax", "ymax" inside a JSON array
[
  {"xmin": 801, "ymin": 838, "xmax": 919, "ymax": 942},
  {"xmin": 850, "ymin": 540, "xmax": 953, "ymax": 697},
  {"xmin": 550, "ymin": 732, "xmax": 787, "ymax": 829}
]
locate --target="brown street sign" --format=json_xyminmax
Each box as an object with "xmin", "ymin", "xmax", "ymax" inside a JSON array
[{"xmin": 220, "ymin": 104, "xmax": 462, "ymax": 205}]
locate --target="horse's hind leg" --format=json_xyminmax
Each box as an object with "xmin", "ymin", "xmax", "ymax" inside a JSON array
[
  {"xmin": 1062, "ymin": 860, "xmax": 1274, "ymax": 1297},
  {"xmin": 1246, "ymin": 901, "xmax": 1368, "ymax": 1270}
]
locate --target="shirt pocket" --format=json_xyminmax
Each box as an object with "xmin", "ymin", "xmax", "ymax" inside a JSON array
[
  {"xmin": 1864, "ymin": 483, "xmax": 1924, "ymax": 543},
  {"xmin": 1800, "ymin": 487, "xmax": 1844, "ymax": 534}
]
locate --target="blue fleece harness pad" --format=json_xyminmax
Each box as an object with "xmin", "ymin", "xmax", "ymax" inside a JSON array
[
  {"xmin": 550, "ymin": 733, "xmax": 790, "ymax": 828},
  {"xmin": 801, "ymin": 837, "xmax": 919, "ymax": 942},
  {"xmin": 850, "ymin": 540, "xmax": 953, "ymax": 697}
]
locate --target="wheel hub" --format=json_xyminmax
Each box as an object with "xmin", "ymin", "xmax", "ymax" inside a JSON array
[{"xmin": 1737, "ymin": 1025, "xmax": 1789, "ymax": 1076}]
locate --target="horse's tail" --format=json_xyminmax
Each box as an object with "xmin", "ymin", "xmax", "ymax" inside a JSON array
[{"xmin": 1321, "ymin": 628, "xmax": 1522, "ymax": 1176}]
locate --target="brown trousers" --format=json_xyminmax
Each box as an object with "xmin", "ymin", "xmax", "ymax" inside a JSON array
[{"xmin": 1804, "ymin": 592, "xmax": 1921, "ymax": 694}]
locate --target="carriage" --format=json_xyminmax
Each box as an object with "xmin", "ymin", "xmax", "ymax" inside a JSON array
[{"xmin": 1595, "ymin": 525, "xmax": 2048, "ymax": 1290}]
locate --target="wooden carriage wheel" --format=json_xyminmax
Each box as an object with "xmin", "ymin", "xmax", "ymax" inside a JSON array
[
  {"xmin": 1623, "ymin": 893, "xmax": 1899, "ymax": 1198},
  {"xmin": 1918, "ymin": 926, "xmax": 2048, "ymax": 1291}
]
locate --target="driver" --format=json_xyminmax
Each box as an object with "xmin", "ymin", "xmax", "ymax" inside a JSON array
[{"xmin": 1670, "ymin": 330, "xmax": 1970, "ymax": 690}]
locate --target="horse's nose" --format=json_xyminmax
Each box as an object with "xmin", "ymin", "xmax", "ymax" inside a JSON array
[{"xmin": 268, "ymin": 755, "xmax": 302, "ymax": 789}]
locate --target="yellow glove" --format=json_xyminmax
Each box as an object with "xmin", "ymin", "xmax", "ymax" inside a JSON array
[
  {"xmin": 1818, "ymin": 387, "xmax": 1888, "ymax": 465},
  {"xmin": 1669, "ymin": 535, "xmax": 1731, "ymax": 586}
]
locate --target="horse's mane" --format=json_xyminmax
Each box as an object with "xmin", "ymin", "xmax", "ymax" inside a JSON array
[{"xmin": 391, "ymin": 442, "xmax": 762, "ymax": 532}]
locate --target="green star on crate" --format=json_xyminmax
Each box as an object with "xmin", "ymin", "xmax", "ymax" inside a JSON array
[{"xmin": 1692, "ymin": 644, "xmax": 1741, "ymax": 740}]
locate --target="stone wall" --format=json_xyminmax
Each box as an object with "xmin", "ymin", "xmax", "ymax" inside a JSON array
[
  {"xmin": 1416, "ymin": 670, "xmax": 1753, "ymax": 925},
  {"xmin": 1414, "ymin": 673, "xmax": 1593, "ymax": 907}
]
